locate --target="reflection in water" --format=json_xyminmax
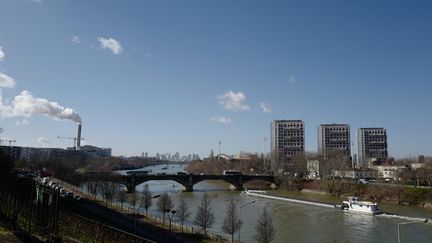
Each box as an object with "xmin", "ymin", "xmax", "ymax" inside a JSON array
[
  {"xmin": 114, "ymin": 164, "xmax": 432, "ymax": 243},
  {"xmin": 342, "ymin": 212, "xmax": 375, "ymax": 242}
]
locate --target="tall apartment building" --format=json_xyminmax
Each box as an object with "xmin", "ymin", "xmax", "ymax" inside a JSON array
[
  {"xmin": 271, "ymin": 120, "xmax": 305, "ymax": 163},
  {"xmin": 357, "ymin": 128, "xmax": 388, "ymax": 164},
  {"xmin": 318, "ymin": 124, "xmax": 351, "ymax": 158}
]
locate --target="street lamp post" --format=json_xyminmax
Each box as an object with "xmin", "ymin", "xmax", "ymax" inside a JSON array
[
  {"xmin": 165, "ymin": 209, "xmax": 176, "ymax": 237},
  {"xmin": 238, "ymin": 200, "xmax": 255, "ymax": 242},
  {"xmin": 135, "ymin": 194, "xmax": 160, "ymax": 233},
  {"xmin": 397, "ymin": 219, "xmax": 428, "ymax": 243}
]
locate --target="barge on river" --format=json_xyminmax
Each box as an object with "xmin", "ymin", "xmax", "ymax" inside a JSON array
[{"xmin": 334, "ymin": 197, "xmax": 381, "ymax": 215}]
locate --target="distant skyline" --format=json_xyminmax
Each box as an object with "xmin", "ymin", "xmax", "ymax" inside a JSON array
[{"xmin": 1, "ymin": 0, "xmax": 431, "ymax": 158}]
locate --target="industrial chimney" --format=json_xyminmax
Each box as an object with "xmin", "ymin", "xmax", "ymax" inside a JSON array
[{"xmin": 77, "ymin": 123, "xmax": 82, "ymax": 150}]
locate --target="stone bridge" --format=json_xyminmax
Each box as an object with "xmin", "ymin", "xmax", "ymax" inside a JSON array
[{"xmin": 79, "ymin": 173, "xmax": 276, "ymax": 193}]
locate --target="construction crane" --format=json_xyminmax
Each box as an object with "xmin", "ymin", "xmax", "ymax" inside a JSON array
[
  {"xmin": 57, "ymin": 136, "xmax": 84, "ymax": 149},
  {"xmin": 0, "ymin": 138, "xmax": 16, "ymax": 146}
]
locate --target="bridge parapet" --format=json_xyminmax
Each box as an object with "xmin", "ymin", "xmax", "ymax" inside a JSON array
[{"xmin": 80, "ymin": 173, "xmax": 276, "ymax": 193}]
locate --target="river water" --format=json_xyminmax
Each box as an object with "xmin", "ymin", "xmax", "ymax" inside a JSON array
[{"xmin": 118, "ymin": 164, "xmax": 432, "ymax": 243}]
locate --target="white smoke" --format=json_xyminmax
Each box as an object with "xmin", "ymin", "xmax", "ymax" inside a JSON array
[
  {"xmin": 0, "ymin": 45, "xmax": 81, "ymax": 124},
  {"xmin": 0, "ymin": 90, "xmax": 82, "ymax": 123}
]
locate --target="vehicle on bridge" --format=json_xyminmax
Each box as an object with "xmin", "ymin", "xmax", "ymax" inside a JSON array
[
  {"xmin": 126, "ymin": 170, "xmax": 151, "ymax": 176},
  {"xmin": 223, "ymin": 170, "xmax": 242, "ymax": 176}
]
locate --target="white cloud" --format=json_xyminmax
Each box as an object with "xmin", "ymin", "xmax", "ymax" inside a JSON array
[
  {"xmin": 0, "ymin": 90, "xmax": 81, "ymax": 123},
  {"xmin": 0, "ymin": 47, "xmax": 5, "ymax": 61},
  {"xmin": 0, "ymin": 72, "xmax": 16, "ymax": 88},
  {"xmin": 289, "ymin": 75, "xmax": 297, "ymax": 83},
  {"xmin": 217, "ymin": 91, "xmax": 250, "ymax": 112},
  {"xmin": 260, "ymin": 102, "xmax": 272, "ymax": 113},
  {"xmin": 97, "ymin": 37, "xmax": 123, "ymax": 55},
  {"xmin": 70, "ymin": 36, "xmax": 80, "ymax": 44},
  {"xmin": 30, "ymin": 0, "xmax": 43, "ymax": 3},
  {"xmin": 211, "ymin": 116, "xmax": 232, "ymax": 124}
]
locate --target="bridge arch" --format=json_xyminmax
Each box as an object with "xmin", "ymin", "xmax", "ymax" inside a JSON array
[
  {"xmin": 77, "ymin": 173, "xmax": 276, "ymax": 193},
  {"xmin": 133, "ymin": 179, "xmax": 187, "ymax": 192}
]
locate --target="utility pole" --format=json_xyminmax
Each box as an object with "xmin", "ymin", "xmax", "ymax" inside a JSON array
[
  {"xmin": 218, "ymin": 140, "xmax": 221, "ymax": 159},
  {"xmin": 57, "ymin": 136, "xmax": 84, "ymax": 150},
  {"xmin": 263, "ymin": 137, "xmax": 268, "ymax": 174}
]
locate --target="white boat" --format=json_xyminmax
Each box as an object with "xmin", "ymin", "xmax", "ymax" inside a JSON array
[{"xmin": 335, "ymin": 197, "xmax": 381, "ymax": 215}]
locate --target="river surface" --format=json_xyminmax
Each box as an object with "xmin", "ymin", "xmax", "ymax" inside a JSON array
[{"xmin": 117, "ymin": 164, "xmax": 432, "ymax": 243}]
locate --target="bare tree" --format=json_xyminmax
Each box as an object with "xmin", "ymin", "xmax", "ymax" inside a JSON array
[
  {"xmin": 193, "ymin": 193, "xmax": 215, "ymax": 238},
  {"xmin": 100, "ymin": 181, "xmax": 117, "ymax": 206},
  {"xmin": 221, "ymin": 198, "xmax": 241, "ymax": 243},
  {"xmin": 290, "ymin": 153, "xmax": 307, "ymax": 178},
  {"xmin": 117, "ymin": 189, "xmax": 127, "ymax": 211},
  {"xmin": 157, "ymin": 192, "xmax": 174, "ymax": 226},
  {"xmin": 421, "ymin": 161, "xmax": 432, "ymax": 187},
  {"xmin": 86, "ymin": 181, "xmax": 99, "ymax": 198},
  {"xmin": 254, "ymin": 207, "xmax": 275, "ymax": 243},
  {"xmin": 176, "ymin": 198, "xmax": 191, "ymax": 232},
  {"xmin": 140, "ymin": 185, "xmax": 153, "ymax": 217},
  {"xmin": 128, "ymin": 192, "xmax": 139, "ymax": 217},
  {"xmin": 319, "ymin": 151, "xmax": 350, "ymax": 195}
]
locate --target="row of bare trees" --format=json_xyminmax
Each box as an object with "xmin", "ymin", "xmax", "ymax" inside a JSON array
[
  {"xmin": 154, "ymin": 192, "xmax": 275, "ymax": 243},
  {"xmin": 83, "ymin": 180, "xmax": 276, "ymax": 242}
]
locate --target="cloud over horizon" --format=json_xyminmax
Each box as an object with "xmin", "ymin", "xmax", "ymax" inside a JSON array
[
  {"xmin": 97, "ymin": 37, "xmax": 123, "ymax": 55},
  {"xmin": 211, "ymin": 116, "xmax": 232, "ymax": 124},
  {"xmin": 0, "ymin": 73, "xmax": 16, "ymax": 88},
  {"xmin": 217, "ymin": 91, "xmax": 250, "ymax": 112}
]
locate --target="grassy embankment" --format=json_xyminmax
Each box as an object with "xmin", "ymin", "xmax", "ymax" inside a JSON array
[
  {"xmin": 0, "ymin": 225, "xmax": 21, "ymax": 243},
  {"xmin": 274, "ymin": 178, "xmax": 432, "ymax": 209}
]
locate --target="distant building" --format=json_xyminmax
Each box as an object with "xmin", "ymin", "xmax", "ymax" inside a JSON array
[
  {"xmin": 1, "ymin": 144, "xmax": 111, "ymax": 162},
  {"xmin": 192, "ymin": 154, "xmax": 200, "ymax": 161},
  {"xmin": 357, "ymin": 128, "xmax": 388, "ymax": 165},
  {"xmin": 369, "ymin": 165, "xmax": 405, "ymax": 180},
  {"xmin": 0, "ymin": 146, "xmax": 21, "ymax": 161},
  {"xmin": 418, "ymin": 155, "xmax": 425, "ymax": 164},
  {"xmin": 306, "ymin": 160, "xmax": 320, "ymax": 179},
  {"xmin": 270, "ymin": 120, "xmax": 305, "ymax": 166},
  {"xmin": 79, "ymin": 145, "xmax": 112, "ymax": 157},
  {"xmin": 318, "ymin": 124, "xmax": 351, "ymax": 158},
  {"xmin": 332, "ymin": 168, "xmax": 378, "ymax": 180},
  {"xmin": 209, "ymin": 149, "xmax": 214, "ymax": 159}
]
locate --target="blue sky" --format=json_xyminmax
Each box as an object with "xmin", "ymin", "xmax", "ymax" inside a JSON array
[{"xmin": 0, "ymin": 0, "xmax": 431, "ymax": 158}]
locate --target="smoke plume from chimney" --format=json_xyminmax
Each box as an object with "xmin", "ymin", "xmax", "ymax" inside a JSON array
[
  {"xmin": 0, "ymin": 90, "xmax": 81, "ymax": 123},
  {"xmin": 0, "ymin": 46, "xmax": 81, "ymax": 124}
]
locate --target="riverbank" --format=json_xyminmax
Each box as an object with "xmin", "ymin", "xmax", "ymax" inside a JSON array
[
  {"xmin": 264, "ymin": 186, "xmax": 432, "ymax": 215},
  {"xmin": 57, "ymin": 178, "xmax": 225, "ymax": 243},
  {"xmin": 277, "ymin": 178, "xmax": 432, "ymax": 209}
]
